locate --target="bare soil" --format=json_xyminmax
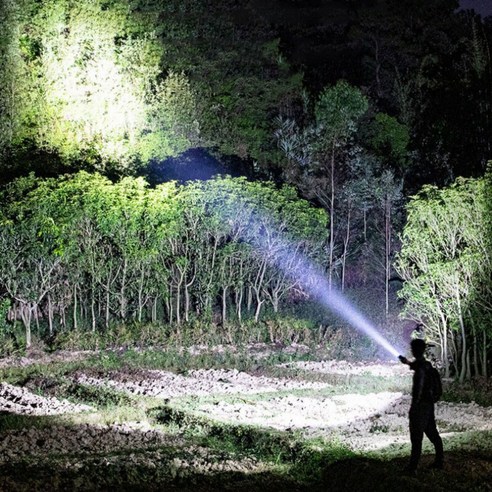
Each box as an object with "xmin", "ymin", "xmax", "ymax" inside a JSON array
[{"xmin": 1, "ymin": 348, "xmax": 491, "ymax": 491}]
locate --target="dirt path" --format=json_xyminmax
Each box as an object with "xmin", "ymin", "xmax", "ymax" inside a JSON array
[{"xmin": 1, "ymin": 352, "xmax": 491, "ymax": 491}]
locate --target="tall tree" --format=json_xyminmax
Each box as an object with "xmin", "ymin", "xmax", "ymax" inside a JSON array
[{"xmin": 275, "ymin": 80, "xmax": 368, "ymax": 289}]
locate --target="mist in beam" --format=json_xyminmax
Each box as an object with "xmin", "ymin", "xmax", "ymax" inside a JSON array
[{"xmin": 254, "ymin": 217, "xmax": 402, "ymax": 359}]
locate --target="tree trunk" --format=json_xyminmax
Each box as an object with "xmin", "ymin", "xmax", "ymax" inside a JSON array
[
  {"xmin": 137, "ymin": 269, "xmax": 145, "ymax": 323},
  {"xmin": 152, "ymin": 297, "xmax": 158, "ymax": 324},
  {"xmin": 437, "ymin": 301, "xmax": 450, "ymax": 377},
  {"xmin": 328, "ymin": 144, "xmax": 335, "ymax": 291},
  {"xmin": 20, "ymin": 302, "xmax": 33, "ymax": 348},
  {"xmin": 91, "ymin": 289, "xmax": 97, "ymax": 332},
  {"xmin": 457, "ymin": 290, "xmax": 467, "ymax": 382},
  {"xmin": 254, "ymin": 299, "xmax": 263, "ymax": 323},
  {"xmin": 235, "ymin": 287, "xmax": 243, "ymax": 322},
  {"xmin": 247, "ymin": 286, "xmax": 252, "ymax": 312},
  {"xmin": 222, "ymin": 286, "xmax": 228, "ymax": 326},
  {"xmin": 47, "ymin": 294, "xmax": 53, "ymax": 336},
  {"xmin": 384, "ymin": 196, "xmax": 391, "ymax": 317},
  {"xmin": 73, "ymin": 285, "xmax": 78, "ymax": 331},
  {"xmin": 341, "ymin": 200, "xmax": 351, "ymax": 292},
  {"xmin": 483, "ymin": 331, "xmax": 488, "ymax": 378},
  {"xmin": 120, "ymin": 259, "xmax": 127, "ymax": 320},
  {"xmin": 105, "ymin": 278, "xmax": 111, "ymax": 329}
]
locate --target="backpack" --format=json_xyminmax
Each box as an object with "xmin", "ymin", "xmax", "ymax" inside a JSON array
[{"xmin": 426, "ymin": 362, "xmax": 442, "ymax": 403}]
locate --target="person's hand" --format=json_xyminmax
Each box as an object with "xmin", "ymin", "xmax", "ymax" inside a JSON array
[{"xmin": 398, "ymin": 355, "xmax": 409, "ymax": 364}]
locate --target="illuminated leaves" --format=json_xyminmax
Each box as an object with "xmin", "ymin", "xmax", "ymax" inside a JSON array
[
  {"xmin": 0, "ymin": 0, "xmax": 203, "ymax": 168},
  {"xmin": 0, "ymin": 173, "xmax": 328, "ymax": 331},
  {"xmin": 396, "ymin": 177, "xmax": 491, "ymax": 378}
]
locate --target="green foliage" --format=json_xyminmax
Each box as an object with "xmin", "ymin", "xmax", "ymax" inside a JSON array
[
  {"xmin": 0, "ymin": 173, "xmax": 328, "ymax": 343},
  {"xmin": 442, "ymin": 378, "xmax": 492, "ymax": 407},
  {"xmin": 0, "ymin": 0, "xmax": 302, "ymax": 172},
  {"xmin": 369, "ymin": 113, "xmax": 410, "ymax": 169},
  {"xmin": 153, "ymin": 402, "xmax": 354, "ymax": 485},
  {"xmin": 396, "ymin": 177, "xmax": 491, "ymax": 379},
  {"xmin": 315, "ymin": 80, "xmax": 369, "ymax": 145},
  {"xmin": 0, "ymin": 298, "xmax": 11, "ymax": 333},
  {"xmin": 65, "ymin": 382, "xmax": 134, "ymax": 408},
  {"xmin": 0, "ymin": 0, "xmax": 203, "ymax": 169}
]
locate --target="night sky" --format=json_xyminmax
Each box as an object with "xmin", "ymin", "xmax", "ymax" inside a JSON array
[{"xmin": 460, "ymin": 0, "xmax": 492, "ymax": 16}]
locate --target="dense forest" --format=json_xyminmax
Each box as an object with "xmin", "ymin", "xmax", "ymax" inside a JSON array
[{"xmin": 0, "ymin": 0, "xmax": 491, "ymax": 380}]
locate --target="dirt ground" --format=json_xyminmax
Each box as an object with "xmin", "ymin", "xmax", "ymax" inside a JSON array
[{"xmin": 1, "ymin": 348, "xmax": 491, "ymax": 491}]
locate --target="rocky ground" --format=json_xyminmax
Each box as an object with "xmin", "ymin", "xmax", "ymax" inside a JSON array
[{"xmin": 1, "ymin": 348, "xmax": 491, "ymax": 491}]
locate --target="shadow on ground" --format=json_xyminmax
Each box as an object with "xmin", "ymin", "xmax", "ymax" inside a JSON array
[
  {"xmin": 318, "ymin": 451, "xmax": 492, "ymax": 492},
  {"xmin": 1, "ymin": 451, "xmax": 491, "ymax": 491}
]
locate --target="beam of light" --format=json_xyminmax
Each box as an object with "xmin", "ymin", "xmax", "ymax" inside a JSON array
[
  {"xmin": 318, "ymin": 284, "xmax": 402, "ymax": 358},
  {"xmin": 254, "ymin": 226, "xmax": 402, "ymax": 359}
]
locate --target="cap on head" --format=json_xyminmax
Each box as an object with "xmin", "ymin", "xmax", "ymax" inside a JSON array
[{"xmin": 410, "ymin": 338, "xmax": 426, "ymax": 357}]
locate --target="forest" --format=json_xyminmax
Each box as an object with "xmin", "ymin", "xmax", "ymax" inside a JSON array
[
  {"xmin": 1, "ymin": 0, "xmax": 491, "ymax": 378},
  {"xmin": 1, "ymin": 1, "xmax": 492, "ymax": 490}
]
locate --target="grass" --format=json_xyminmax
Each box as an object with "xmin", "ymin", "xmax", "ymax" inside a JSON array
[
  {"xmin": 0, "ymin": 413, "xmax": 60, "ymax": 433},
  {"xmin": 1, "ymin": 346, "xmax": 492, "ymax": 491},
  {"xmin": 441, "ymin": 378, "xmax": 492, "ymax": 407},
  {"xmin": 150, "ymin": 402, "xmax": 355, "ymax": 486}
]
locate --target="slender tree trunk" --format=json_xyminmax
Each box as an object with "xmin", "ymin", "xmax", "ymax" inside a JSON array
[
  {"xmin": 247, "ymin": 286, "xmax": 252, "ymax": 312},
  {"xmin": 73, "ymin": 285, "xmax": 78, "ymax": 331},
  {"xmin": 483, "ymin": 331, "xmax": 488, "ymax": 378},
  {"xmin": 105, "ymin": 278, "xmax": 111, "ymax": 330},
  {"xmin": 328, "ymin": 144, "xmax": 335, "ymax": 291},
  {"xmin": 47, "ymin": 294, "xmax": 53, "ymax": 336},
  {"xmin": 254, "ymin": 299, "xmax": 263, "ymax": 323},
  {"xmin": 456, "ymin": 289, "xmax": 467, "ymax": 382},
  {"xmin": 385, "ymin": 197, "xmax": 391, "ymax": 317},
  {"xmin": 184, "ymin": 271, "xmax": 195, "ymax": 323},
  {"xmin": 137, "ymin": 269, "xmax": 145, "ymax": 323},
  {"xmin": 91, "ymin": 288, "xmax": 97, "ymax": 332},
  {"xmin": 222, "ymin": 286, "xmax": 228, "ymax": 326},
  {"xmin": 168, "ymin": 286, "xmax": 173, "ymax": 324},
  {"xmin": 20, "ymin": 302, "xmax": 33, "ymax": 348},
  {"xmin": 184, "ymin": 283, "xmax": 190, "ymax": 323},
  {"xmin": 341, "ymin": 201, "xmax": 351, "ymax": 292},
  {"xmin": 176, "ymin": 279, "xmax": 182, "ymax": 326},
  {"xmin": 437, "ymin": 301, "xmax": 450, "ymax": 377},
  {"xmin": 472, "ymin": 323, "xmax": 478, "ymax": 378},
  {"xmin": 120, "ymin": 259, "xmax": 127, "ymax": 319},
  {"xmin": 236, "ymin": 287, "xmax": 243, "ymax": 322},
  {"xmin": 152, "ymin": 297, "xmax": 158, "ymax": 324}
]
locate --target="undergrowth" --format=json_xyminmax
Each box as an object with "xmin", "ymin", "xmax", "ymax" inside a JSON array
[
  {"xmin": 151, "ymin": 403, "xmax": 354, "ymax": 485},
  {"xmin": 441, "ymin": 378, "xmax": 492, "ymax": 407}
]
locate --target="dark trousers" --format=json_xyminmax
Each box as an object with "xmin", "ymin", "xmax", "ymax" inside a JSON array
[{"xmin": 408, "ymin": 402, "xmax": 444, "ymax": 469}]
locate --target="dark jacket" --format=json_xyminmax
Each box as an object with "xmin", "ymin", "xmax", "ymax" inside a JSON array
[{"xmin": 409, "ymin": 357, "xmax": 433, "ymax": 407}]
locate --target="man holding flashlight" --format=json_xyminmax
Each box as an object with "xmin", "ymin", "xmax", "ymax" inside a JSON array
[{"xmin": 399, "ymin": 339, "xmax": 444, "ymax": 475}]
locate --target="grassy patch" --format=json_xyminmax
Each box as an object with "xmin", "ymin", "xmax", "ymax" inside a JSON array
[
  {"xmin": 0, "ymin": 346, "xmax": 315, "ymax": 385},
  {"xmin": 64, "ymin": 382, "xmax": 134, "ymax": 408},
  {"xmin": 442, "ymin": 378, "xmax": 492, "ymax": 407},
  {"xmin": 0, "ymin": 413, "xmax": 61, "ymax": 433},
  {"xmin": 150, "ymin": 403, "xmax": 354, "ymax": 486}
]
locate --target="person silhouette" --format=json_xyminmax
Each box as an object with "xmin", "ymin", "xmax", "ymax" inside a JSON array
[{"xmin": 399, "ymin": 339, "xmax": 444, "ymax": 474}]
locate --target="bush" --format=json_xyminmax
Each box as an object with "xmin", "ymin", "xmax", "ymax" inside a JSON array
[{"xmin": 0, "ymin": 299, "xmax": 25, "ymax": 357}]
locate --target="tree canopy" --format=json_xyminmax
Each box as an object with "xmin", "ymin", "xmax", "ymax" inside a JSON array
[
  {"xmin": 397, "ymin": 175, "xmax": 492, "ymax": 379},
  {"xmin": 0, "ymin": 172, "xmax": 328, "ymax": 346}
]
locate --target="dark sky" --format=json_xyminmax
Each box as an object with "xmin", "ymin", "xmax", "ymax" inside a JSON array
[{"xmin": 460, "ymin": 0, "xmax": 492, "ymax": 16}]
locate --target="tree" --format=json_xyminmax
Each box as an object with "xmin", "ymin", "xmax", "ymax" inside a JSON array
[
  {"xmin": 0, "ymin": 172, "xmax": 328, "ymax": 342},
  {"xmin": 275, "ymin": 80, "xmax": 368, "ymax": 289},
  {"xmin": 0, "ymin": 0, "xmax": 303, "ymax": 177},
  {"xmin": 396, "ymin": 177, "xmax": 491, "ymax": 379}
]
